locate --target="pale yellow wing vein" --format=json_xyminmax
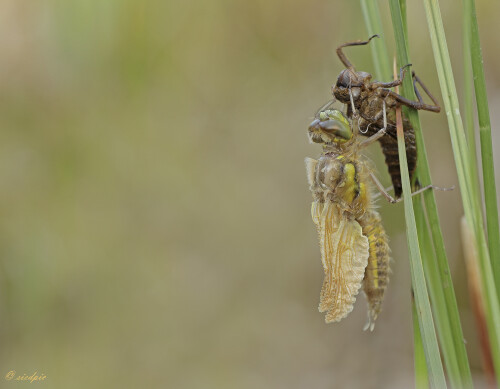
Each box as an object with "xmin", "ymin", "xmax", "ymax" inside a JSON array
[{"xmin": 314, "ymin": 201, "xmax": 369, "ymax": 323}]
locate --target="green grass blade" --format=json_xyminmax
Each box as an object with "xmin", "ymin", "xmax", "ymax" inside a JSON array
[
  {"xmin": 423, "ymin": 0, "xmax": 500, "ymax": 377},
  {"xmin": 395, "ymin": 94, "xmax": 447, "ymax": 389},
  {"xmin": 389, "ymin": 5, "xmax": 446, "ymax": 388},
  {"xmin": 467, "ymin": 0, "xmax": 500, "ymax": 299},
  {"xmin": 461, "ymin": 0, "xmax": 481, "ymax": 214},
  {"xmin": 413, "ymin": 292, "xmax": 430, "ymax": 389},
  {"xmin": 389, "ymin": 1, "xmax": 472, "ymax": 386},
  {"xmin": 399, "ymin": 0, "xmax": 409, "ymax": 48},
  {"xmin": 418, "ymin": 162, "xmax": 472, "ymax": 386},
  {"xmin": 462, "ymin": 0, "xmax": 473, "ymax": 146},
  {"xmin": 360, "ymin": 0, "xmax": 391, "ymax": 81},
  {"xmin": 414, "ymin": 197, "xmax": 463, "ymax": 387},
  {"xmin": 361, "ymin": 1, "xmax": 472, "ymax": 385}
]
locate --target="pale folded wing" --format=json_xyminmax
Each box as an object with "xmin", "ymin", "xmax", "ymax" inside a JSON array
[{"xmin": 312, "ymin": 201, "xmax": 369, "ymax": 323}]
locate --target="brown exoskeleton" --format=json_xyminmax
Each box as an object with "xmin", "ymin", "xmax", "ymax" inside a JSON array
[{"xmin": 332, "ymin": 35, "xmax": 441, "ymax": 198}]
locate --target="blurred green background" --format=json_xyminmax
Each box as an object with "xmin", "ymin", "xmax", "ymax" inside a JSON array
[{"xmin": 0, "ymin": 0, "xmax": 499, "ymax": 387}]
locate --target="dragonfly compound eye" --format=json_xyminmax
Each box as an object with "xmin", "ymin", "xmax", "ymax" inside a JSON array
[
  {"xmin": 308, "ymin": 110, "xmax": 353, "ymax": 144},
  {"xmin": 336, "ymin": 69, "xmax": 366, "ymax": 88},
  {"xmin": 336, "ymin": 69, "xmax": 353, "ymax": 88},
  {"xmin": 308, "ymin": 119, "xmax": 326, "ymax": 143}
]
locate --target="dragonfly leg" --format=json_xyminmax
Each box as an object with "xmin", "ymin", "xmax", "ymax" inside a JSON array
[
  {"xmin": 336, "ymin": 35, "xmax": 379, "ymax": 69},
  {"xmin": 371, "ymin": 185, "xmax": 394, "ymax": 201},
  {"xmin": 370, "ymin": 173, "xmax": 454, "ymax": 204},
  {"xmin": 371, "ymin": 64, "xmax": 412, "ymax": 89},
  {"xmin": 370, "ymin": 173, "xmax": 398, "ymax": 203},
  {"xmin": 379, "ymin": 88, "xmax": 440, "ymax": 113},
  {"xmin": 412, "ymin": 71, "xmax": 441, "ymax": 109}
]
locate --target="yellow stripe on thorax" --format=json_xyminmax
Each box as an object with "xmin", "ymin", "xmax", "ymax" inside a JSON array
[{"xmin": 343, "ymin": 163, "xmax": 358, "ymax": 204}]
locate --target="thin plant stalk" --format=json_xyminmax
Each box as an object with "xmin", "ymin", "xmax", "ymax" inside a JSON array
[
  {"xmin": 362, "ymin": 1, "xmax": 474, "ymax": 385},
  {"xmin": 388, "ymin": 1, "xmax": 473, "ymax": 386},
  {"xmin": 389, "ymin": 9, "xmax": 447, "ymax": 382},
  {"xmin": 412, "ymin": 293, "xmax": 430, "ymax": 389},
  {"xmin": 422, "ymin": 0, "xmax": 500, "ymax": 377},
  {"xmin": 394, "ymin": 78, "xmax": 447, "ymax": 388},
  {"xmin": 466, "ymin": 0, "xmax": 500, "ymax": 299},
  {"xmin": 461, "ymin": 0, "xmax": 481, "ymax": 213},
  {"xmin": 360, "ymin": 0, "xmax": 391, "ymax": 81},
  {"xmin": 361, "ymin": 4, "xmax": 433, "ymax": 384},
  {"xmin": 415, "ymin": 196, "xmax": 464, "ymax": 388},
  {"xmin": 462, "ymin": 217, "xmax": 497, "ymax": 386}
]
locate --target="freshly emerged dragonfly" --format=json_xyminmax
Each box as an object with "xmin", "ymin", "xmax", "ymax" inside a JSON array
[
  {"xmin": 332, "ymin": 35, "xmax": 441, "ymax": 198},
  {"xmin": 306, "ymin": 108, "xmax": 391, "ymax": 330}
]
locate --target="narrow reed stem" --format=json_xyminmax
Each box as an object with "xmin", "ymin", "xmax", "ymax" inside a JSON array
[{"xmin": 423, "ymin": 0, "xmax": 500, "ymax": 377}]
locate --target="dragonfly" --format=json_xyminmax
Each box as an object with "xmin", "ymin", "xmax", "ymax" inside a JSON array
[
  {"xmin": 306, "ymin": 108, "xmax": 391, "ymax": 330},
  {"xmin": 305, "ymin": 107, "xmax": 447, "ymax": 329}
]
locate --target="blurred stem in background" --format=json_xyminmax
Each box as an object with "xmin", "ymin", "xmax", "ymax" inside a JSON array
[
  {"xmin": 463, "ymin": 0, "xmax": 498, "ymax": 384},
  {"xmin": 464, "ymin": 0, "xmax": 500, "ymax": 297},
  {"xmin": 462, "ymin": 217, "xmax": 497, "ymax": 387}
]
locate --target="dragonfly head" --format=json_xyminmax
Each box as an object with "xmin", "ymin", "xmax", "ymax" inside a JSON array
[
  {"xmin": 308, "ymin": 110, "xmax": 353, "ymax": 145},
  {"xmin": 332, "ymin": 69, "xmax": 371, "ymax": 105}
]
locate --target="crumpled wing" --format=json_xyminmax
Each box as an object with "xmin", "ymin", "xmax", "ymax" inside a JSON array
[{"xmin": 312, "ymin": 201, "xmax": 369, "ymax": 323}]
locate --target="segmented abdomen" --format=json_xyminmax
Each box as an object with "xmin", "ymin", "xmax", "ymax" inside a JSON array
[
  {"xmin": 357, "ymin": 209, "xmax": 391, "ymax": 330},
  {"xmin": 347, "ymin": 105, "xmax": 417, "ymax": 198},
  {"xmin": 378, "ymin": 118, "xmax": 417, "ymax": 198}
]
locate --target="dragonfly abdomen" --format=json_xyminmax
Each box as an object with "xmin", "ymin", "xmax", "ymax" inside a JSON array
[{"xmin": 357, "ymin": 210, "xmax": 391, "ymax": 330}]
